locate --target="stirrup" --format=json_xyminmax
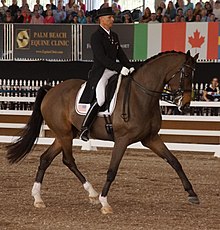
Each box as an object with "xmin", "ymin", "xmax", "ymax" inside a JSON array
[{"xmin": 79, "ymin": 127, "xmax": 89, "ymax": 142}]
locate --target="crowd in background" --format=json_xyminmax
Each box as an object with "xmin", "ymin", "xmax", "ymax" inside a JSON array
[{"xmin": 0, "ymin": 0, "xmax": 220, "ymax": 24}]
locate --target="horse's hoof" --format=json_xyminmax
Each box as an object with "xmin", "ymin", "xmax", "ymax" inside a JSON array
[
  {"xmin": 101, "ymin": 206, "xmax": 113, "ymax": 215},
  {"xmin": 34, "ymin": 201, "xmax": 46, "ymax": 208},
  {"xmin": 188, "ymin": 196, "xmax": 200, "ymax": 204},
  {"xmin": 89, "ymin": 196, "xmax": 100, "ymax": 205}
]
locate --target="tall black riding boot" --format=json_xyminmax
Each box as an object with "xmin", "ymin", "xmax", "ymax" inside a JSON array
[{"xmin": 79, "ymin": 100, "xmax": 100, "ymax": 142}]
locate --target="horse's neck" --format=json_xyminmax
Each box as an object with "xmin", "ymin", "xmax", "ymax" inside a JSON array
[{"xmin": 135, "ymin": 54, "xmax": 185, "ymax": 93}]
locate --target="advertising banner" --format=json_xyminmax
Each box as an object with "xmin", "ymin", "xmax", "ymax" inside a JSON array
[
  {"xmin": 14, "ymin": 24, "xmax": 72, "ymax": 60},
  {"xmin": 81, "ymin": 24, "xmax": 134, "ymax": 61},
  {"xmin": 0, "ymin": 24, "xmax": 3, "ymax": 59}
]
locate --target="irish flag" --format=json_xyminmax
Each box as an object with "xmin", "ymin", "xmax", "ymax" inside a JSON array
[{"xmin": 133, "ymin": 22, "xmax": 219, "ymax": 60}]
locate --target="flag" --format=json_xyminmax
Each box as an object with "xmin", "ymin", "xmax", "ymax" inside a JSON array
[{"xmin": 135, "ymin": 22, "xmax": 219, "ymax": 60}]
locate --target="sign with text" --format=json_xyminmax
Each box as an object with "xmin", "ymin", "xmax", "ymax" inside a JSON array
[
  {"xmin": 81, "ymin": 24, "xmax": 134, "ymax": 61},
  {"xmin": 0, "ymin": 24, "xmax": 3, "ymax": 59},
  {"xmin": 13, "ymin": 24, "xmax": 72, "ymax": 60}
]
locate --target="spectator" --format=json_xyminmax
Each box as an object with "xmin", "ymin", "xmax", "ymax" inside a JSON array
[
  {"xmin": 155, "ymin": 0, "xmax": 162, "ymax": 12},
  {"xmin": 209, "ymin": 13, "xmax": 216, "ymax": 21},
  {"xmin": 112, "ymin": 2, "xmax": 122, "ymax": 23},
  {"xmin": 72, "ymin": 4, "xmax": 79, "ymax": 14},
  {"xmin": 213, "ymin": 0, "xmax": 220, "ymax": 21},
  {"xmin": 193, "ymin": 2, "xmax": 202, "ymax": 16},
  {"xmin": 176, "ymin": 0, "xmax": 186, "ymax": 14},
  {"xmin": 3, "ymin": 9, "xmax": 13, "ymax": 22},
  {"xmin": 0, "ymin": 0, "xmax": 8, "ymax": 17},
  {"xmin": 14, "ymin": 8, "xmax": 24, "ymax": 22},
  {"xmin": 63, "ymin": 13, "xmax": 74, "ymax": 23},
  {"xmin": 163, "ymin": 14, "xmax": 170, "ymax": 22},
  {"xmin": 140, "ymin": 7, "xmax": 151, "ymax": 23},
  {"xmin": 53, "ymin": 2, "xmax": 66, "ymax": 23},
  {"xmin": 77, "ymin": 0, "xmax": 86, "ymax": 13},
  {"xmin": 72, "ymin": 14, "xmax": 78, "ymax": 23},
  {"xmin": 185, "ymin": 8, "xmax": 195, "ymax": 21},
  {"xmin": 176, "ymin": 7, "xmax": 184, "ymax": 17},
  {"xmin": 65, "ymin": 0, "xmax": 75, "ymax": 15},
  {"xmin": 201, "ymin": 9, "xmax": 209, "ymax": 21},
  {"xmin": 204, "ymin": 1, "xmax": 213, "ymax": 15},
  {"xmin": 148, "ymin": 13, "xmax": 159, "ymax": 23},
  {"xmin": 44, "ymin": 8, "xmax": 55, "ymax": 23},
  {"xmin": 100, "ymin": 0, "xmax": 109, "ymax": 9},
  {"xmin": 42, "ymin": 4, "xmax": 51, "ymax": 17},
  {"xmin": 49, "ymin": 0, "xmax": 57, "ymax": 10},
  {"xmin": 31, "ymin": 9, "xmax": 44, "ymax": 23},
  {"xmin": 85, "ymin": 13, "xmax": 92, "ymax": 23},
  {"xmin": 22, "ymin": 8, "xmax": 31, "ymax": 23},
  {"xmin": 77, "ymin": 9, "xmax": 86, "ymax": 23},
  {"xmin": 122, "ymin": 12, "xmax": 133, "ymax": 23},
  {"xmin": 174, "ymin": 14, "xmax": 181, "ymax": 22},
  {"xmin": 195, "ymin": 13, "xmax": 201, "ymax": 22},
  {"xmin": 8, "ymin": 0, "xmax": 19, "ymax": 17},
  {"xmin": 33, "ymin": 0, "xmax": 43, "ymax": 15},
  {"xmin": 156, "ymin": 6, "xmax": 163, "ymax": 22},
  {"xmin": 159, "ymin": 1, "xmax": 166, "ymax": 16},
  {"xmin": 180, "ymin": 15, "xmax": 185, "ymax": 21},
  {"xmin": 113, "ymin": 0, "xmax": 121, "ymax": 11},
  {"xmin": 184, "ymin": 0, "xmax": 194, "ymax": 13},
  {"xmin": 165, "ymin": 1, "xmax": 176, "ymax": 20},
  {"xmin": 203, "ymin": 77, "xmax": 219, "ymax": 101}
]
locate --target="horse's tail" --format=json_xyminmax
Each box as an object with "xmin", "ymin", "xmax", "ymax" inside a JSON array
[{"xmin": 6, "ymin": 85, "xmax": 52, "ymax": 164}]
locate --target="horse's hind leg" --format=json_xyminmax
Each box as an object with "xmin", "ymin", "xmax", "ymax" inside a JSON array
[
  {"xmin": 32, "ymin": 139, "xmax": 62, "ymax": 208},
  {"xmin": 142, "ymin": 134, "xmax": 199, "ymax": 204},
  {"xmin": 60, "ymin": 134, "xmax": 99, "ymax": 204}
]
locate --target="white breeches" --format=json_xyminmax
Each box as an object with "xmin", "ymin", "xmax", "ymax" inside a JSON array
[{"xmin": 96, "ymin": 68, "xmax": 117, "ymax": 106}]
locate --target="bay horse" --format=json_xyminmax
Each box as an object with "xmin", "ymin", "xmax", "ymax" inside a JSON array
[{"xmin": 7, "ymin": 51, "xmax": 199, "ymax": 214}]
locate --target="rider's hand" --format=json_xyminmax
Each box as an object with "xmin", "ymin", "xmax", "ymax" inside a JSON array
[
  {"xmin": 120, "ymin": 67, "xmax": 130, "ymax": 76},
  {"xmin": 129, "ymin": 67, "xmax": 135, "ymax": 74}
]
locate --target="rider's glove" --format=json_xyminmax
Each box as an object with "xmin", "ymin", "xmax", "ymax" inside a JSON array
[
  {"xmin": 120, "ymin": 67, "xmax": 130, "ymax": 76},
  {"xmin": 129, "ymin": 67, "xmax": 135, "ymax": 74}
]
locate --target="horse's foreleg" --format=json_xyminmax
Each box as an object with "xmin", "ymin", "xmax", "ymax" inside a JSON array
[
  {"xmin": 61, "ymin": 137, "xmax": 99, "ymax": 205},
  {"xmin": 142, "ymin": 134, "xmax": 199, "ymax": 204},
  {"xmin": 99, "ymin": 141, "xmax": 128, "ymax": 214},
  {"xmin": 32, "ymin": 140, "xmax": 62, "ymax": 208}
]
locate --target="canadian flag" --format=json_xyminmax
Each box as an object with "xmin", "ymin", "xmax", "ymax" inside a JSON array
[{"xmin": 147, "ymin": 22, "xmax": 219, "ymax": 60}]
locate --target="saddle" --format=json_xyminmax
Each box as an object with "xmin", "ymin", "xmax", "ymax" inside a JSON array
[{"xmin": 75, "ymin": 74, "xmax": 122, "ymax": 117}]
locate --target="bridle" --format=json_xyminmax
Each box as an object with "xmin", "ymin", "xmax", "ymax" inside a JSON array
[
  {"xmin": 132, "ymin": 62, "xmax": 195, "ymax": 109},
  {"xmin": 121, "ymin": 61, "xmax": 195, "ymax": 121}
]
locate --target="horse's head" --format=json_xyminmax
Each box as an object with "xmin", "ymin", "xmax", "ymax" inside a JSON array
[{"xmin": 167, "ymin": 50, "xmax": 199, "ymax": 111}]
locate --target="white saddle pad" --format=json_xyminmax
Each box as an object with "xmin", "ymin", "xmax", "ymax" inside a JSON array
[{"xmin": 75, "ymin": 75, "xmax": 122, "ymax": 117}]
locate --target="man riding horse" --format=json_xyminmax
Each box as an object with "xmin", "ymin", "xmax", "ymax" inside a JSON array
[{"xmin": 79, "ymin": 7, "xmax": 135, "ymax": 141}]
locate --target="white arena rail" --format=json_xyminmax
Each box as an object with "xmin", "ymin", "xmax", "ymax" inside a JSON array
[{"xmin": 0, "ymin": 97, "xmax": 219, "ymax": 158}]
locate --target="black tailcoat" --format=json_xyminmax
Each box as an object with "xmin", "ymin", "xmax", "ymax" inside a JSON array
[{"xmin": 80, "ymin": 26, "xmax": 132, "ymax": 103}]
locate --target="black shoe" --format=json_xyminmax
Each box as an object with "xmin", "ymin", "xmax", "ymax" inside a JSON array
[
  {"xmin": 79, "ymin": 128, "xmax": 89, "ymax": 142},
  {"xmin": 79, "ymin": 100, "xmax": 100, "ymax": 142}
]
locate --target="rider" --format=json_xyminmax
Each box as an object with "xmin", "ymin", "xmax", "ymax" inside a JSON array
[{"xmin": 79, "ymin": 7, "xmax": 135, "ymax": 141}]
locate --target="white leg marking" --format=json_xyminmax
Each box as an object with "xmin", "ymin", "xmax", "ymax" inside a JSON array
[
  {"xmin": 83, "ymin": 181, "xmax": 100, "ymax": 204},
  {"xmin": 99, "ymin": 194, "xmax": 113, "ymax": 214},
  {"xmin": 31, "ymin": 182, "xmax": 46, "ymax": 208}
]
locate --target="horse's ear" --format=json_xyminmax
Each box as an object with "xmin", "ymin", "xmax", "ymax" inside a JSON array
[
  {"xmin": 193, "ymin": 53, "xmax": 199, "ymax": 61},
  {"xmin": 186, "ymin": 50, "xmax": 191, "ymax": 56}
]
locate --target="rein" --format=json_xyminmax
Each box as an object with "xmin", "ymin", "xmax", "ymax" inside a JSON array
[{"xmin": 121, "ymin": 63, "xmax": 195, "ymax": 122}]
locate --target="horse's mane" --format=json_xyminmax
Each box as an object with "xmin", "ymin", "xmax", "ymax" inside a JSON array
[{"xmin": 141, "ymin": 50, "xmax": 185, "ymax": 66}]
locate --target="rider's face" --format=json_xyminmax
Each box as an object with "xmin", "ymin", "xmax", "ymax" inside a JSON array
[{"xmin": 99, "ymin": 15, "xmax": 114, "ymax": 30}]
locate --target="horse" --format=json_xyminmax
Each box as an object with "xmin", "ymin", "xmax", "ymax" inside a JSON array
[{"xmin": 6, "ymin": 50, "xmax": 199, "ymax": 214}]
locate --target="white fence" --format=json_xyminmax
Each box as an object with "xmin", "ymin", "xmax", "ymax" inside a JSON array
[{"xmin": 0, "ymin": 97, "xmax": 219, "ymax": 157}]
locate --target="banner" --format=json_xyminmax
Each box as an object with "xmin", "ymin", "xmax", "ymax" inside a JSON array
[
  {"xmin": 142, "ymin": 22, "xmax": 220, "ymax": 60},
  {"xmin": 13, "ymin": 24, "xmax": 72, "ymax": 60},
  {"xmin": 0, "ymin": 24, "xmax": 3, "ymax": 59},
  {"xmin": 81, "ymin": 24, "xmax": 134, "ymax": 60}
]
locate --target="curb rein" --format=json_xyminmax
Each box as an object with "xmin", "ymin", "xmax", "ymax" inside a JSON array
[{"xmin": 121, "ymin": 63, "xmax": 195, "ymax": 122}]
